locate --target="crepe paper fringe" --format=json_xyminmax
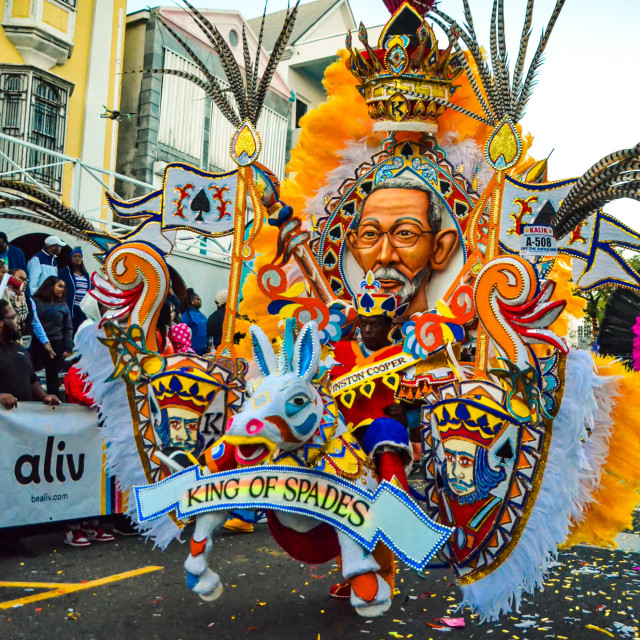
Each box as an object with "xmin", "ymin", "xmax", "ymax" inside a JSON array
[
  {"xmin": 279, "ymin": 54, "xmax": 375, "ymax": 220},
  {"xmin": 632, "ymin": 316, "xmax": 640, "ymax": 371},
  {"xmin": 459, "ymin": 349, "xmax": 604, "ymax": 621},
  {"xmin": 565, "ymin": 356, "xmax": 640, "ymax": 547},
  {"xmin": 75, "ymin": 323, "xmax": 181, "ymax": 549}
]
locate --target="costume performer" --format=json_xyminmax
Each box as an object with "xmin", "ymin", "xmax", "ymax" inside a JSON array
[{"xmin": 7, "ymin": 0, "xmax": 640, "ymax": 624}]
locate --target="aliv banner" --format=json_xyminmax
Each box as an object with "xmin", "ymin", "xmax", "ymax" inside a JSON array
[{"xmin": 0, "ymin": 404, "xmax": 109, "ymax": 528}]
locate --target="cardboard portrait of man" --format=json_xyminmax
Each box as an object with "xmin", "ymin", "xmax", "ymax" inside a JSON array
[{"xmin": 345, "ymin": 175, "xmax": 463, "ymax": 316}]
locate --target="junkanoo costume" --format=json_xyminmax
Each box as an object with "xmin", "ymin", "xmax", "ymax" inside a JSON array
[{"xmin": 4, "ymin": 0, "xmax": 640, "ymax": 622}]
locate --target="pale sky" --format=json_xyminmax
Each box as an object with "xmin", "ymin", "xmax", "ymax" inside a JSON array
[{"xmin": 125, "ymin": 0, "xmax": 640, "ymax": 229}]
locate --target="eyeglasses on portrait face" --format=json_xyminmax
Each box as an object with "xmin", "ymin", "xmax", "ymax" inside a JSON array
[{"xmin": 349, "ymin": 221, "xmax": 435, "ymax": 249}]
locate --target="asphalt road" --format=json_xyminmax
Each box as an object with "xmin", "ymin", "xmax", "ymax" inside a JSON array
[{"xmin": 0, "ymin": 511, "xmax": 639, "ymax": 640}]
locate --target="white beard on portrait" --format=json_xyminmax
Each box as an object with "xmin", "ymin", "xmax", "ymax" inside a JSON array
[{"xmin": 373, "ymin": 265, "xmax": 431, "ymax": 304}]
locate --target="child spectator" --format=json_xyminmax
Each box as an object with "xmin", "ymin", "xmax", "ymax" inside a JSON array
[
  {"xmin": 181, "ymin": 289, "xmax": 207, "ymax": 355},
  {"xmin": 169, "ymin": 322, "xmax": 195, "ymax": 354}
]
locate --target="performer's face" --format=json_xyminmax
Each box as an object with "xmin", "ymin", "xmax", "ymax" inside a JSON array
[
  {"xmin": 347, "ymin": 189, "xmax": 458, "ymax": 303},
  {"xmin": 444, "ymin": 439, "xmax": 477, "ymax": 496},
  {"xmin": 359, "ymin": 314, "xmax": 392, "ymax": 352}
]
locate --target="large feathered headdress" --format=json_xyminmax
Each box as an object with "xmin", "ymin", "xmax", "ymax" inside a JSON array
[
  {"xmin": 0, "ymin": 180, "xmax": 94, "ymax": 239},
  {"xmin": 139, "ymin": 0, "xmax": 300, "ymax": 128}
]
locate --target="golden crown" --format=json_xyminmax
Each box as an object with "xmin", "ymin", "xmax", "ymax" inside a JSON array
[
  {"xmin": 150, "ymin": 369, "xmax": 219, "ymax": 415},
  {"xmin": 345, "ymin": 2, "xmax": 463, "ymax": 133},
  {"xmin": 432, "ymin": 393, "xmax": 514, "ymax": 449}
]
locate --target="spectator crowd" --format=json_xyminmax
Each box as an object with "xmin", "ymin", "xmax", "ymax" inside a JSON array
[
  {"xmin": 0, "ymin": 232, "xmax": 230, "ymax": 554},
  {"xmin": 0, "ymin": 233, "xmax": 230, "ymax": 400}
]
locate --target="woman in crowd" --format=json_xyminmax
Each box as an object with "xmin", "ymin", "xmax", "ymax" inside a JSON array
[
  {"xmin": 59, "ymin": 247, "xmax": 92, "ymax": 335},
  {"xmin": 156, "ymin": 299, "xmax": 175, "ymax": 355},
  {"xmin": 180, "ymin": 289, "xmax": 207, "ymax": 355},
  {"xmin": 7, "ymin": 268, "xmax": 55, "ymax": 354},
  {"xmin": 32, "ymin": 275, "xmax": 72, "ymax": 396}
]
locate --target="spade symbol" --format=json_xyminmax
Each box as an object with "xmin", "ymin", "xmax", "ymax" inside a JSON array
[
  {"xmin": 496, "ymin": 439, "xmax": 514, "ymax": 465},
  {"xmin": 533, "ymin": 200, "xmax": 557, "ymax": 226},
  {"xmin": 400, "ymin": 142, "xmax": 413, "ymax": 158},
  {"xmin": 190, "ymin": 188, "xmax": 210, "ymax": 222}
]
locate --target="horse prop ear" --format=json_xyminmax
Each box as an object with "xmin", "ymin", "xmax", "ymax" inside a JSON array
[
  {"xmin": 292, "ymin": 322, "xmax": 320, "ymax": 383},
  {"xmin": 276, "ymin": 343, "xmax": 290, "ymax": 375},
  {"xmin": 277, "ymin": 318, "xmax": 297, "ymax": 375},
  {"xmin": 249, "ymin": 325, "xmax": 277, "ymax": 376}
]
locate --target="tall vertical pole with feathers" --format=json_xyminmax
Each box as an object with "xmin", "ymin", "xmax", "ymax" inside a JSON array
[
  {"xmin": 143, "ymin": 0, "xmax": 300, "ymax": 366},
  {"xmin": 428, "ymin": 0, "xmax": 566, "ymax": 377}
]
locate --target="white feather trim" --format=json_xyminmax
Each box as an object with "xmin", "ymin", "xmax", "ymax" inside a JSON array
[
  {"xmin": 439, "ymin": 131, "xmax": 493, "ymax": 192},
  {"xmin": 459, "ymin": 349, "xmax": 616, "ymax": 620},
  {"xmin": 304, "ymin": 138, "xmax": 380, "ymax": 222},
  {"xmin": 75, "ymin": 323, "xmax": 181, "ymax": 549},
  {"xmin": 570, "ymin": 361, "xmax": 620, "ymax": 525},
  {"xmin": 303, "ymin": 134, "xmax": 489, "ymax": 227}
]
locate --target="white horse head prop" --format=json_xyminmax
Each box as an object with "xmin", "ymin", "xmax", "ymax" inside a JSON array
[
  {"xmin": 186, "ymin": 320, "xmax": 393, "ymax": 617},
  {"xmin": 224, "ymin": 322, "xmax": 323, "ymax": 464}
]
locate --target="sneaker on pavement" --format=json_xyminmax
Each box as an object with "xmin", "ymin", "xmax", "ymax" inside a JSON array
[
  {"xmin": 83, "ymin": 527, "xmax": 114, "ymax": 542},
  {"xmin": 222, "ymin": 518, "xmax": 254, "ymax": 534},
  {"xmin": 65, "ymin": 528, "xmax": 90, "ymax": 547},
  {"xmin": 113, "ymin": 518, "xmax": 140, "ymax": 536}
]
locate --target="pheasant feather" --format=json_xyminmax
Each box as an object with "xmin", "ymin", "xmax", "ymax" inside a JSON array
[
  {"xmin": 559, "ymin": 145, "xmax": 640, "ymax": 212},
  {"xmin": 179, "ymin": 0, "xmax": 248, "ymax": 119},
  {"xmin": 156, "ymin": 15, "xmax": 239, "ymax": 126},
  {"xmin": 252, "ymin": 1, "xmax": 268, "ymax": 100},
  {"xmin": 552, "ymin": 144, "xmax": 640, "ymax": 238},
  {"xmin": 511, "ymin": 0, "xmax": 534, "ymax": 98},
  {"xmin": 495, "ymin": 0, "xmax": 512, "ymax": 114},
  {"xmin": 144, "ymin": 1, "xmax": 298, "ymax": 139},
  {"xmin": 429, "ymin": 15, "xmax": 493, "ymax": 120},
  {"xmin": 514, "ymin": 0, "xmax": 566, "ymax": 121},
  {"xmin": 385, "ymin": 83, "xmax": 492, "ymax": 125},
  {"xmin": 433, "ymin": 9, "xmax": 499, "ymax": 122},
  {"xmin": 253, "ymin": 0, "xmax": 300, "ymax": 123},
  {"xmin": 242, "ymin": 24, "xmax": 256, "ymax": 119}
]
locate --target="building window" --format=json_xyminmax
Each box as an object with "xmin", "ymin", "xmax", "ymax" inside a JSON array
[
  {"xmin": 158, "ymin": 49, "xmax": 205, "ymax": 162},
  {"xmin": 0, "ymin": 69, "xmax": 69, "ymax": 192},
  {"xmin": 56, "ymin": 0, "xmax": 77, "ymax": 8},
  {"xmin": 0, "ymin": 74, "xmax": 27, "ymax": 139},
  {"xmin": 295, "ymin": 98, "xmax": 308, "ymax": 129},
  {"xmin": 229, "ymin": 29, "xmax": 239, "ymax": 48}
]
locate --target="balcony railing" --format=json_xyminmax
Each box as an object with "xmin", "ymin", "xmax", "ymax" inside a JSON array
[{"xmin": 0, "ymin": 131, "xmax": 232, "ymax": 266}]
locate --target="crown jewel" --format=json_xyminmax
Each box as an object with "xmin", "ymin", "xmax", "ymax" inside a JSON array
[{"xmin": 345, "ymin": 2, "xmax": 463, "ymax": 133}]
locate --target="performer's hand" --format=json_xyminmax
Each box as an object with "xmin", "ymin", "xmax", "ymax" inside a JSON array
[
  {"xmin": 0, "ymin": 393, "xmax": 18, "ymax": 409},
  {"xmin": 42, "ymin": 394, "xmax": 61, "ymax": 406},
  {"xmin": 45, "ymin": 343, "xmax": 56, "ymax": 359},
  {"xmin": 266, "ymin": 201, "xmax": 294, "ymax": 227}
]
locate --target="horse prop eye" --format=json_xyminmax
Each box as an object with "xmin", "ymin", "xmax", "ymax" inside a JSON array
[{"xmin": 285, "ymin": 394, "xmax": 311, "ymax": 417}]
